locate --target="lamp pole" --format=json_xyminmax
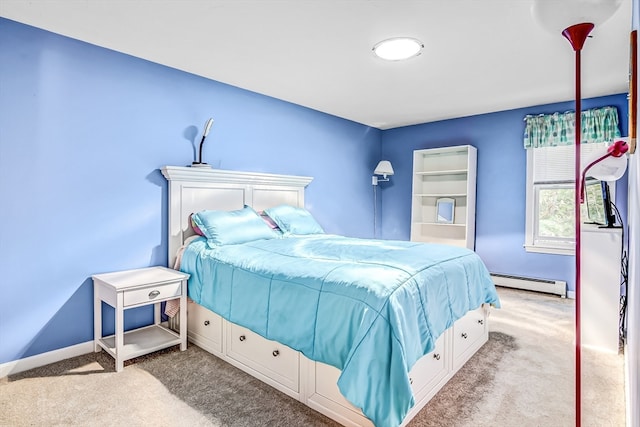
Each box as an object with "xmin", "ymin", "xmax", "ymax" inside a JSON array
[
  {"xmin": 531, "ymin": 2, "xmax": 623, "ymax": 425},
  {"xmin": 561, "ymin": 22, "xmax": 594, "ymax": 427}
]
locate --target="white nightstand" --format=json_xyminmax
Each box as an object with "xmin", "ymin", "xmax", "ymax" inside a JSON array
[{"xmin": 93, "ymin": 266, "xmax": 189, "ymax": 371}]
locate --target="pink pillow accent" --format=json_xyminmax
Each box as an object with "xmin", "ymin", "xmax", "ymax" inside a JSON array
[
  {"xmin": 259, "ymin": 211, "xmax": 280, "ymax": 230},
  {"xmin": 189, "ymin": 213, "xmax": 205, "ymax": 236}
]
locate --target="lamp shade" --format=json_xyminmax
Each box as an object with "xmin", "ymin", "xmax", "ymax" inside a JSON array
[
  {"xmin": 587, "ymin": 155, "xmax": 628, "ymax": 181},
  {"xmin": 532, "ymin": 0, "xmax": 622, "ymax": 34},
  {"xmin": 584, "ymin": 140, "xmax": 629, "ymax": 181},
  {"xmin": 374, "ymin": 160, "xmax": 394, "ymax": 178}
]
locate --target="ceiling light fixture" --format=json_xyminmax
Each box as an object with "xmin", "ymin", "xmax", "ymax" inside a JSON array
[{"xmin": 373, "ymin": 37, "xmax": 423, "ymax": 61}]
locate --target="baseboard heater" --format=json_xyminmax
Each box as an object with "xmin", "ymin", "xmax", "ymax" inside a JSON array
[{"xmin": 490, "ymin": 273, "xmax": 567, "ymax": 298}]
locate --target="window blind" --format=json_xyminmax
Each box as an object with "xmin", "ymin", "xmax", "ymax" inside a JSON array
[{"xmin": 532, "ymin": 143, "xmax": 608, "ymax": 184}]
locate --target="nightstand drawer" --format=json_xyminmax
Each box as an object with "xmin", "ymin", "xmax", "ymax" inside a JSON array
[{"xmin": 123, "ymin": 281, "xmax": 181, "ymax": 307}]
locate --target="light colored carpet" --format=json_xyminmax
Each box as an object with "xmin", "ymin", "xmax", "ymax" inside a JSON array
[
  {"xmin": 412, "ymin": 288, "xmax": 626, "ymax": 427},
  {"xmin": 0, "ymin": 288, "xmax": 626, "ymax": 427}
]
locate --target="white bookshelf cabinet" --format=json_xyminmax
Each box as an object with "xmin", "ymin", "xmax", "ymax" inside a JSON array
[{"xmin": 410, "ymin": 145, "xmax": 477, "ymax": 249}]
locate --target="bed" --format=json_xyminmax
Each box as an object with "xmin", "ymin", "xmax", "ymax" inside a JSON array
[{"xmin": 161, "ymin": 166, "xmax": 500, "ymax": 427}]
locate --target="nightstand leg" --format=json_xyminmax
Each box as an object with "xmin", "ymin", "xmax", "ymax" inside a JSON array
[
  {"xmin": 115, "ymin": 293, "xmax": 124, "ymax": 372},
  {"xmin": 154, "ymin": 303, "xmax": 161, "ymax": 325},
  {"xmin": 180, "ymin": 279, "xmax": 187, "ymax": 351},
  {"xmin": 93, "ymin": 284, "xmax": 101, "ymax": 353}
]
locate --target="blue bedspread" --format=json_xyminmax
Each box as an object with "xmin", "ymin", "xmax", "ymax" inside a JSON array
[{"xmin": 181, "ymin": 234, "xmax": 500, "ymax": 427}]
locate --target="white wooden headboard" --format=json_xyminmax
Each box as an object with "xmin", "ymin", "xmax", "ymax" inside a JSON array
[{"xmin": 161, "ymin": 166, "xmax": 313, "ymax": 267}]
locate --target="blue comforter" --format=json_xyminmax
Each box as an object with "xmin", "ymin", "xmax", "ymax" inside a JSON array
[{"xmin": 181, "ymin": 234, "xmax": 500, "ymax": 427}]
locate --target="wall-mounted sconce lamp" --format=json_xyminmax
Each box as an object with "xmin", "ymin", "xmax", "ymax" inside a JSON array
[
  {"xmin": 372, "ymin": 160, "xmax": 394, "ymax": 185},
  {"xmin": 372, "ymin": 160, "xmax": 394, "ymax": 238},
  {"xmin": 192, "ymin": 118, "xmax": 214, "ymax": 168}
]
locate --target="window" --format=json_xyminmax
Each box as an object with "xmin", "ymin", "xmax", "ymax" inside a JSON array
[
  {"xmin": 523, "ymin": 106, "xmax": 621, "ymax": 255},
  {"xmin": 525, "ymin": 143, "xmax": 613, "ymax": 255}
]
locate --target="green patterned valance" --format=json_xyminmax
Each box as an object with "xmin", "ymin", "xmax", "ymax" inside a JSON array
[{"xmin": 523, "ymin": 106, "xmax": 621, "ymax": 149}]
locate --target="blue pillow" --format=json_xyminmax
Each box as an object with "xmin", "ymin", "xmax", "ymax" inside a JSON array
[
  {"xmin": 263, "ymin": 205, "xmax": 324, "ymax": 235},
  {"xmin": 191, "ymin": 206, "xmax": 277, "ymax": 248}
]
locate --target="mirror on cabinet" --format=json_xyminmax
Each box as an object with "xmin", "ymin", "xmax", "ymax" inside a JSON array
[{"xmin": 436, "ymin": 198, "xmax": 455, "ymax": 224}]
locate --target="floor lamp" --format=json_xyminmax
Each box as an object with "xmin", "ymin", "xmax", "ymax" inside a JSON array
[{"xmin": 531, "ymin": 1, "xmax": 623, "ymax": 425}]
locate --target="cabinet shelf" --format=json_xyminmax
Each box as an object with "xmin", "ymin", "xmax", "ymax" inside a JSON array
[
  {"xmin": 415, "ymin": 193, "xmax": 467, "ymax": 198},
  {"xmin": 416, "ymin": 169, "xmax": 468, "ymax": 176},
  {"xmin": 98, "ymin": 324, "xmax": 181, "ymax": 362},
  {"xmin": 411, "ymin": 146, "xmax": 477, "ymax": 249},
  {"xmin": 414, "ymin": 222, "xmax": 466, "ymax": 227}
]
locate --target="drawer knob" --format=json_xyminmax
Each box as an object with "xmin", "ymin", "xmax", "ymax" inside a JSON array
[
  {"xmin": 461, "ymin": 332, "xmax": 468, "ymax": 339},
  {"xmin": 477, "ymin": 319, "xmax": 484, "ymax": 325},
  {"xmin": 148, "ymin": 290, "xmax": 161, "ymax": 299},
  {"xmin": 433, "ymin": 353, "xmax": 441, "ymax": 361},
  {"xmin": 239, "ymin": 335, "xmax": 246, "ymax": 342},
  {"xmin": 204, "ymin": 320, "xmax": 210, "ymax": 326},
  {"xmin": 272, "ymin": 350, "xmax": 280, "ymax": 357},
  {"xmin": 409, "ymin": 377, "xmax": 413, "ymax": 385}
]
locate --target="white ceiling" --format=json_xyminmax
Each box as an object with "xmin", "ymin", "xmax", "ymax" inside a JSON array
[{"xmin": 0, "ymin": 0, "xmax": 633, "ymax": 129}]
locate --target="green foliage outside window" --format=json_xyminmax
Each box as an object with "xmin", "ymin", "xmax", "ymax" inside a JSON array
[
  {"xmin": 537, "ymin": 182, "xmax": 604, "ymax": 240},
  {"xmin": 538, "ymin": 187, "xmax": 574, "ymax": 239}
]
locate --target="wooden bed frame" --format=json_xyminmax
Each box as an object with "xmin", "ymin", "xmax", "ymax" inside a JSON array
[{"xmin": 161, "ymin": 165, "xmax": 490, "ymax": 427}]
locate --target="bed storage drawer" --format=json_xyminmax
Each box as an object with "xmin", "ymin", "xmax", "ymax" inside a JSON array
[
  {"xmin": 408, "ymin": 334, "xmax": 449, "ymax": 400},
  {"xmin": 227, "ymin": 324, "xmax": 299, "ymax": 393},
  {"xmin": 306, "ymin": 361, "xmax": 374, "ymax": 427},
  {"xmin": 452, "ymin": 305, "xmax": 488, "ymax": 369},
  {"xmin": 187, "ymin": 301, "xmax": 223, "ymax": 356},
  {"xmin": 305, "ymin": 334, "xmax": 448, "ymax": 427}
]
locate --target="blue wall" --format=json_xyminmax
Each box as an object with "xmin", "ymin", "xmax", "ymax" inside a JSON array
[
  {"xmin": 0, "ymin": 18, "xmax": 382, "ymax": 365},
  {"xmin": 380, "ymin": 94, "xmax": 629, "ymax": 293},
  {"xmin": 0, "ymin": 17, "xmax": 629, "ymax": 366}
]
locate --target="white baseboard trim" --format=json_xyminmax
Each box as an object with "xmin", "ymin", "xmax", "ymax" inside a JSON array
[{"xmin": 0, "ymin": 341, "xmax": 94, "ymax": 378}]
